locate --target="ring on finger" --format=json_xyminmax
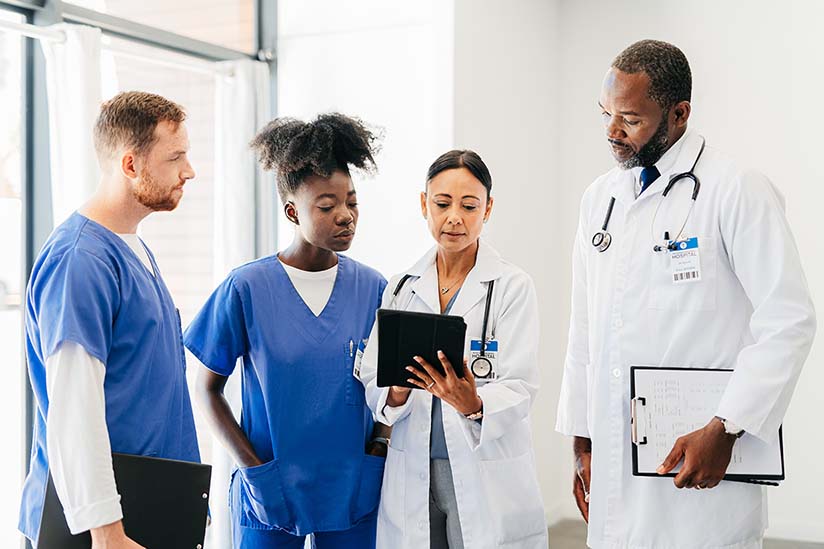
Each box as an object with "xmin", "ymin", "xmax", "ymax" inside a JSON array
[{"xmin": 426, "ymin": 381, "xmax": 435, "ymax": 389}]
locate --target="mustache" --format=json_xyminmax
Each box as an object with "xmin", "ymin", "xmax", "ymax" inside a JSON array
[{"xmin": 608, "ymin": 139, "xmax": 633, "ymax": 150}]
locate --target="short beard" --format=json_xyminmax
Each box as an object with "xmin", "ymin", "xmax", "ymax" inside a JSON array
[
  {"xmin": 619, "ymin": 115, "xmax": 670, "ymax": 170},
  {"xmin": 132, "ymin": 168, "xmax": 180, "ymax": 212}
]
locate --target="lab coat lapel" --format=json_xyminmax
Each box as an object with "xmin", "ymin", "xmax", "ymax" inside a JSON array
[
  {"xmin": 450, "ymin": 240, "xmax": 503, "ymax": 318},
  {"xmin": 607, "ymin": 168, "xmax": 638, "ymax": 209},
  {"xmin": 408, "ymin": 262, "xmax": 440, "ymax": 313}
]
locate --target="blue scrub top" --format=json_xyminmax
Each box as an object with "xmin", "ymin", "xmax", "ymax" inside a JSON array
[
  {"xmin": 184, "ymin": 254, "xmax": 386, "ymax": 536},
  {"xmin": 18, "ymin": 213, "xmax": 201, "ymax": 540}
]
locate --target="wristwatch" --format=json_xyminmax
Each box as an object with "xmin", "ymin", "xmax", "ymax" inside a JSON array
[{"xmin": 716, "ymin": 416, "xmax": 745, "ymax": 438}]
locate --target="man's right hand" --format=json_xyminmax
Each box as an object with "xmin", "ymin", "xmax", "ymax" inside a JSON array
[
  {"xmin": 573, "ymin": 436, "xmax": 592, "ymax": 523},
  {"xmin": 90, "ymin": 520, "xmax": 145, "ymax": 549}
]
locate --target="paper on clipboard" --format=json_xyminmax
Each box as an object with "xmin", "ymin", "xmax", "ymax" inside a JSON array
[{"xmin": 630, "ymin": 367, "xmax": 784, "ymax": 482}]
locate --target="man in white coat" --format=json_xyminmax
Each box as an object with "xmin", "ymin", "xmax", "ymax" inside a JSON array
[{"xmin": 556, "ymin": 39, "xmax": 817, "ymax": 548}]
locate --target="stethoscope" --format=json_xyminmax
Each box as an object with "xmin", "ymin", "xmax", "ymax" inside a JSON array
[
  {"xmin": 390, "ymin": 274, "xmax": 496, "ymax": 379},
  {"xmin": 592, "ymin": 136, "xmax": 706, "ymax": 254}
]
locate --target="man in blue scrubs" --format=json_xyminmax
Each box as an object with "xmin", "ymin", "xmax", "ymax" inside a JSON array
[{"xmin": 19, "ymin": 91, "xmax": 200, "ymax": 549}]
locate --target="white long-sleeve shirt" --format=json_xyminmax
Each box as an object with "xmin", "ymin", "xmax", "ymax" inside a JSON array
[{"xmin": 45, "ymin": 233, "xmax": 153, "ymax": 534}]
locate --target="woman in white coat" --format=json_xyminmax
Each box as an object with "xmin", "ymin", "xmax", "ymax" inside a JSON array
[{"xmin": 358, "ymin": 150, "xmax": 548, "ymax": 549}]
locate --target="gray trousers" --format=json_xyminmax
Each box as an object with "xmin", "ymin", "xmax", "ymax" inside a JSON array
[{"xmin": 429, "ymin": 459, "xmax": 465, "ymax": 549}]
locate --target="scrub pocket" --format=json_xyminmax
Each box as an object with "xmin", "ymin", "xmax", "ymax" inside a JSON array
[
  {"xmin": 478, "ymin": 452, "xmax": 546, "ymax": 544},
  {"xmin": 344, "ymin": 340, "xmax": 365, "ymax": 406},
  {"xmin": 175, "ymin": 308, "xmax": 187, "ymax": 370},
  {"xmin": 352, "ymin": 453, "xmax": 386, "ymax": 522},
  {"xmin": 238, "ymin": 459, "xmax": 291, "ymax": 529}
]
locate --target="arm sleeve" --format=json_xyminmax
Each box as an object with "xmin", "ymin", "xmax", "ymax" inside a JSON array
[
  {"xmin": 46, "ymin": 342, "xmax": 122, "ymax": 534},
  {"xmin": 33, "ymin": 250, "xmax": 120, "ymax": 365},
  {"xmin": 183, "ymin": 276, "xmax": 249, "ymax": 377},
  {"xmin": 715, "ymin": 171, "xmax": 817, "ymax": 443},
  {"xmin": 459, "ymin": 273, "xmax": 542, "ymax": 450},
  {"xmin": 360, "ymin": 276, "xmax": 418, "ymax": 426},
  {"xmin": 555, "ymin": 200, "xmax": 592, "ymax": 438}
]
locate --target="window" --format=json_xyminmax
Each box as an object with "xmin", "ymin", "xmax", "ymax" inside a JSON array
[
  {"xmin": 0, "ymin": 8, "xmax": 26, "ymax": 549},
  {"xmin": 106, "ymin": 37, "xmax": 218, "ymax": 478},
  {"xmin": 67, "ymin": 0, "xmax": 256, "ymax": 53}
]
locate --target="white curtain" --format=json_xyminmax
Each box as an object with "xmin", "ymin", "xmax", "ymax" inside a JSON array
[
  {"xmin": 41, "ymin": 24, "xmax": 103, "ymax": 227},
  {"xmin": 209, "ymin": 57, "xmax": 273, "ymax": 549}
]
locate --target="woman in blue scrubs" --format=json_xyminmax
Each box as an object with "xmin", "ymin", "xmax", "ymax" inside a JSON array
[{"xmin": 184, "ymin": 114, "xmax": 388, "ymax": 548}]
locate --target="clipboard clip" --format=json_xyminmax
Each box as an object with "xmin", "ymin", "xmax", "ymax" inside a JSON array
[{"xmin": 631, "ymin": 396, "xmax": 647, "ymax": 445}]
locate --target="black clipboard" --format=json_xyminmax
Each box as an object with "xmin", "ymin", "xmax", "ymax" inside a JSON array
[
  {"xmin": 630, "ymin": 366, "xmax": 785, "ymax": 486},
  {"xmin": 36, "ymin": 453, "xmax": 212, "ymax": 549},
  {"xmin": 377, "ymin": 308, "xmax": 467, "ymax": 388}
]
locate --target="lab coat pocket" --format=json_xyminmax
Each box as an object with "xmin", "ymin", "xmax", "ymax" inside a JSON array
[
  {"xmin": 238, "ymin": 459, "xmax": 291, "ymax": 528},
  {"xmin": 377, "ymin": 446, "xmax": 405, "ymax": 536},
  {"xmin": 649, "ymin": 235, "xmax": 717, "ymax": 312},
  {"xmin": 478, "ymin": 452, "xmax": 546, "ymax": 545},
  {"xmin": 352, "ymin": 453, "xmax": 386, "ymax": 522}
]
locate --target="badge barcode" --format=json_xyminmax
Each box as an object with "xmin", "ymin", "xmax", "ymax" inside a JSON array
[{"xmin": 673, "ymin": 271, "xmax": 699, "ymax": 282}]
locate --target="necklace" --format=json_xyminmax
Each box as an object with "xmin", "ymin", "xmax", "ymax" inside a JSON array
[{"xmin": 439, "ymin": 272, "xmax": 467, "ymax": 295}]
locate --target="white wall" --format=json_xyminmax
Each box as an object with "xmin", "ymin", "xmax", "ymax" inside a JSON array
[
  {"xmin": 553, "ymin": 0, "xmax": 823, "ymax": 541},
  {"xmin": 277, "ymin": 0, "xmax": 454, "ymax": 276},
  {"xmin": 452, "ymin": 0, "xmax": 568, "ymax": 524}
]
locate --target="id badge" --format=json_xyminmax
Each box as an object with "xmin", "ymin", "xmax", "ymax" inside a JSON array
[
  {"xmin": 668, "ymin": 237, "xmax": 701, "ymax": 284},
  {"xmin": 469, "ymin": 339, "xmax": 498, "ymax": 380},
  {"xmin": 353, "ymin": 338, "xmax": 368, "ymax": 379}
]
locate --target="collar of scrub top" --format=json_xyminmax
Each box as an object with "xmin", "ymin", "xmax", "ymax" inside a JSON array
[
  {"xmin": 397, "ymin": 239, "xmax": 503, "ymax": 318},
  {"xmin": 607, "ymin": 129, "xmax": 705, "ymax": 209}
]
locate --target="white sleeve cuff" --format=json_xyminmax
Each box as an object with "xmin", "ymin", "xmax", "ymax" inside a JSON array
[
  {"xmin": 64, "ymin": 494, "xmax": 123, "ymax": 535},
  {"xmin": 376, "ymin": 388, "xmax": 414, "ymax": 425}
]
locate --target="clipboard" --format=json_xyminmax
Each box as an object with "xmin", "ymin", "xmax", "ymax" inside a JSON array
[
  {"xmin": 36, "ymin": 453, "xmax": 212, "ymax": 549},
  {"xmin": 630, "ymin": 366, "xmax": 785, "ymax": 486},
  {"xmin": 377, "ymin": 308, "xmax": 466, "ymax": 388}
]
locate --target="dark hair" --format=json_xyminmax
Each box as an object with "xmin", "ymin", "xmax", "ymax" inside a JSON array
[
  {"xmin": 426, "ymin": 150, "xmax": 492, "ymax": 198},
  {"xmin": 612, "ymin": 39, "xmax": 692, "ymax": 112},
  {"xmin": 94, "ymin": 91, "xmax": 186, "ymax": 158},
  {"xmin": 250, "ymin": 113, "xmax": 382, "ymax": 201}
]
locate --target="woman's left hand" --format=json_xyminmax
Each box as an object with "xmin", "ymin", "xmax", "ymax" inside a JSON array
[{"xmin": 406, "ymin": 351, "xmax": 482, "ymax": 416}]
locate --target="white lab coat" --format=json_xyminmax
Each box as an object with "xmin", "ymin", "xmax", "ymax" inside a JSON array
[
  {"xmin": 359, "ymin": 240, "xmax": 548, "ymax": 549},
  {"xmin": 556, "ymin": 129, "xmax": 817, "ymax": 549}
]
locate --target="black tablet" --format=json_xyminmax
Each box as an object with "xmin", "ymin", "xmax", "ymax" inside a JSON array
[{"xmin": 377, "ymin": 309, "xmax": 467, "ymax": 388}]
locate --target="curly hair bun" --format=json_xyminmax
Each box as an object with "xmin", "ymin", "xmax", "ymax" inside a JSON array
[{"xmin": 250, "ymin": 113, "xmax": 382, "ymax": 200}]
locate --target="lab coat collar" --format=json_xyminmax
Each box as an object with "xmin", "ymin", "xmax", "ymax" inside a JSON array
[
  {"xmin": 401, "ymin": 239, "xmax": 503, "ymax": 315},
  {"xmin": 608, "ymin": 129, "xmax": 703, "ymax": 208}
]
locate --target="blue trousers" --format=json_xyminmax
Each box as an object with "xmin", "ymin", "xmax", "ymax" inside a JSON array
[{"xmin": 231, "ymin": 511, "xmax": 377, "ymax": 549}]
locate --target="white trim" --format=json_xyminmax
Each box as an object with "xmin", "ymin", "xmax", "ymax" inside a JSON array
[
  {"xmin": 0, "ymin": 19, "xmax": 232, "ymax": 76},
  {"xmin": 0, "ymin": 17, "xmax": 64, "ymax": 42}
]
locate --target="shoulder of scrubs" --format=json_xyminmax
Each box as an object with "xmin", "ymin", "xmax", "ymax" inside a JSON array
[
  {"xmin": 184, "ymin": 267, "xmax": 253, "ymax": 377},
  {"xmin": 341, "ymin": 254, "xmax": 388, "ymax": 303},
  {"xmin": 459, "ymin": 261, "xmax": 542, "ymax": 450},
  {"xmin": 46, "ymin": 342, "xmax": 123, "ymax": 534},
  {"xmin": 715, "ymin": 165, "xmax": 817, "ymax": 442},
  {"xmin": 30, "ymin": 236, "xmax": 121, "ymax": 365}
]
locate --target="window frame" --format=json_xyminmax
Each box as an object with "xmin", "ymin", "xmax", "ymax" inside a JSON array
[{"xmin": 0, "ymin": 2, "xmax": 278, "ymax": 546}]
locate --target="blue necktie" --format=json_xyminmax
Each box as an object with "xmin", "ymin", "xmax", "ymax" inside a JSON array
[{"xmin": 639, "ymin": 165, "xmax": 661, "ymax": 195}]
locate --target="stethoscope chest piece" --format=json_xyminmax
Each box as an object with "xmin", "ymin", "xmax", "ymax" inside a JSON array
[
  {"xmin": 592, "ymin": 230, "xmax": 612, "ymax": 253},
  {"xmin": 470, "ymin": 356, "xmax": 493, "ymax": 378}
]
